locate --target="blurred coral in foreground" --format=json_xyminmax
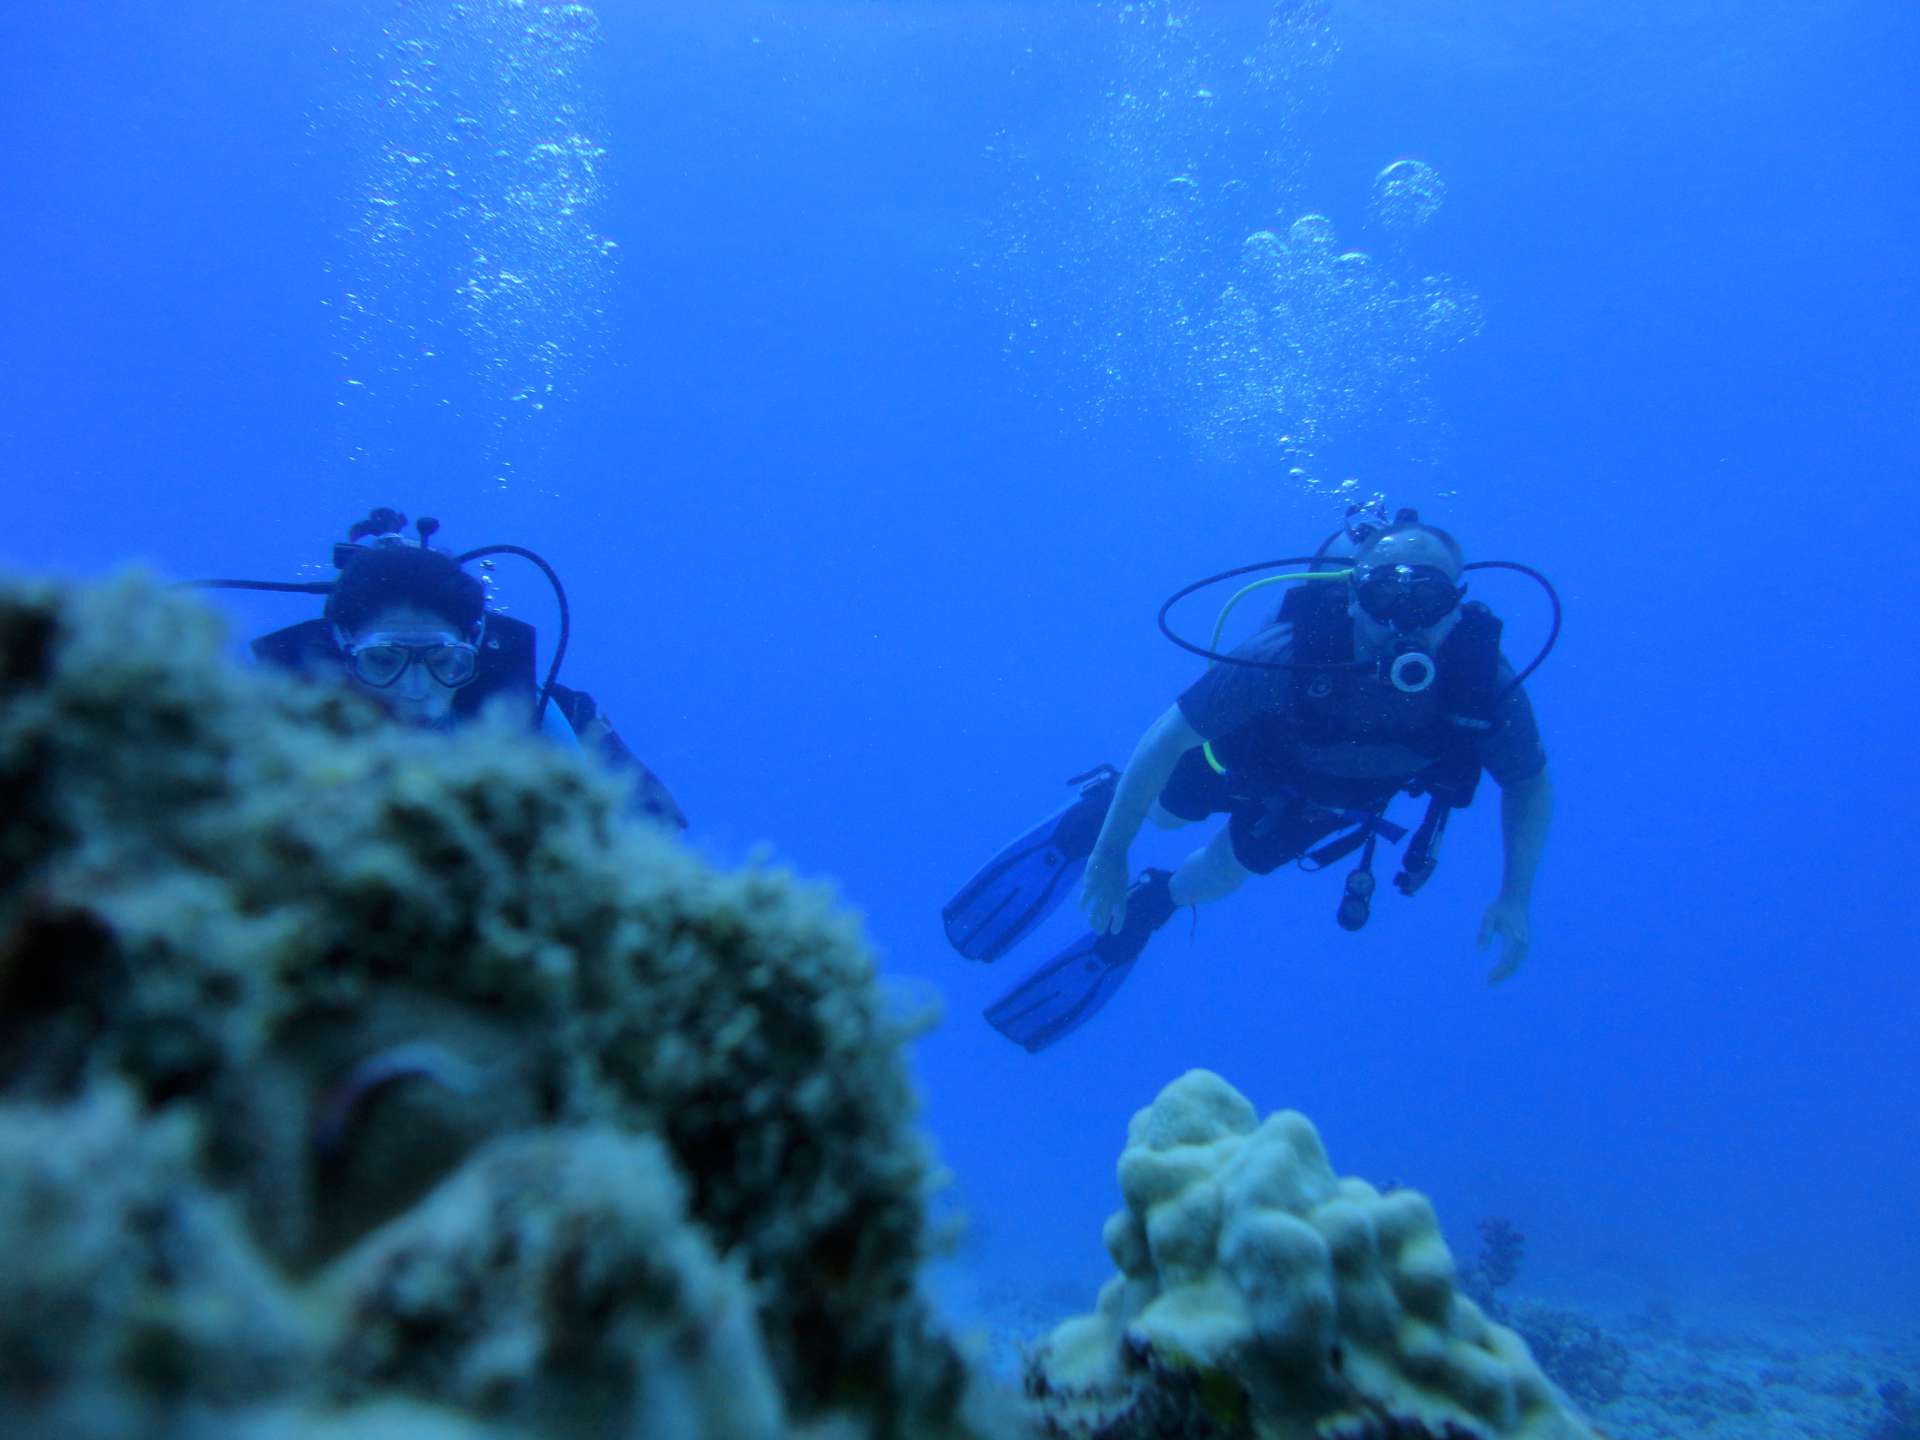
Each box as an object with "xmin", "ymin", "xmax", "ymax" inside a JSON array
[{"xmin": 0, "ymin": 571, "xmax": 999, "ymax": 1440}]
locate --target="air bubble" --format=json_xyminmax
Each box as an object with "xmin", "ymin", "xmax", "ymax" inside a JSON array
[
  {"xmin": 1288, "ymin": 213, "xmax": 1335, "ymax": 248},
  {"xmin": 1369, "ymin": 159, "xmax": 1445, "ymax": 231},
  {"xmin": 330, "ymin": 0, "xmax": 610, "ymax": 485},
  {"xmin": 985, "ymin": 8, "xmax": 1478, "ymax": 480},
  {"xmin": 1242, "ymin": 230, "xmax": 1284, "ymax": 265}
]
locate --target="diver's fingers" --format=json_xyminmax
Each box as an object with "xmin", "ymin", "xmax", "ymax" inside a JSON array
[
  {"xmin": 1082, "ymin": 872, "xmax": 1115, "ymax": 932},
  {"xmin": 1486, "ymin": 928, "xmax": 1529, "ymax": 985}
]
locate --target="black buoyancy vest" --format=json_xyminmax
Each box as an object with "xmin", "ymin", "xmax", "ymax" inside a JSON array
[{"xmin": 1274, "ymin": 580, "xmax": 1505, "ymax": 810}]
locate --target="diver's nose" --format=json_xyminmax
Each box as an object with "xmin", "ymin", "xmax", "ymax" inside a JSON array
[{"xmin": 393, "ymin": 660, "xmax": 431, "ymax": 700}]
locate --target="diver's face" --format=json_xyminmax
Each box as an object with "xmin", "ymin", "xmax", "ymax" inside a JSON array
[
  {"xmin": 340, "ymin": 604, "xmax": 471, "ymax": 726},
  {"xmin": 1348, "ymin": 531, "xmax": 1465, "ymax": 654}
]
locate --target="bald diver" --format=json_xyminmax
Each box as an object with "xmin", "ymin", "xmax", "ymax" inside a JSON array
[{"xmin": 945, "ymin": 506, "xmax": 1558, "ymax": 1052}]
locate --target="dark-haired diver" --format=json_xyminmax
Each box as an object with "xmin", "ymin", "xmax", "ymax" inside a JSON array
[
  {"xmin": 944, "ymin": 508, "xmax": 1554, "ymax": 1052},
  {"xmin": 194, "ymin": 507, "xmax": 686, "ymax": 830}
]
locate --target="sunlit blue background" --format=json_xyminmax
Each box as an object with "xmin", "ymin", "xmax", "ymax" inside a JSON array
[{"xmin": 3, "ymin": 0, "xmax": 1914, "ymax": 1330}]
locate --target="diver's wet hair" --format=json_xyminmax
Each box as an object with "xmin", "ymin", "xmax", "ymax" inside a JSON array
[
  {"xmin": 1359, "ymin": 507, "xmax": 1464, "ymax": 568},
  {"xmin": 325, "ymin": 545, "xmax": 486, "ymax": 636}
]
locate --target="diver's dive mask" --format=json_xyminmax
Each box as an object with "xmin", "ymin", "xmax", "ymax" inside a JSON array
[
  {"xmin": 1351, "ymin": 563, "xmax": 1463, "ymax": 695},
  {"xmin": 1351, "ymin": 562, "xmax": 1464, "ymax": 632},
  {"xmin": 343, "ymin": 632, "xmax": 481, "ymax": 690}
]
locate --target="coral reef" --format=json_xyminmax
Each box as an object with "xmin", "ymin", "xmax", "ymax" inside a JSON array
[
  {"xmin": 1025, "ymin": 1070, "xmax": 1597, "ymax": 1440},
  {"xmin": 1511, "ymin": 1306, "xmax": 1632, "ymax": 1409},
  {"xmin": 1873, "ymin": 1379, "xmax": 1920, "ymax": 1440},
  {"xmin": 0, "ymin": 571, "xmax": 1002, "ymax": 1439},
  {"xmin": 1584, "ymin": 1303, "xmax": 1915, "ymax": 1440},
  {"xmin": 1453, "ymin": 1227, "xmax": 1634, "ymax": 1411},
  {"xmin": 1459, "ymin": 1218, "xmax": 1526, "ymax": 1320}
]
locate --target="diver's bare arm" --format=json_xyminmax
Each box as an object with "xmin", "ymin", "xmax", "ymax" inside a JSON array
[
  {"xmin": 1497, "ymin": 767, "xmax": 1554, "ymax": 903},
  {"xmin": 1090, "ymin": 704, "xmax": 1204, "ymax": 864}
]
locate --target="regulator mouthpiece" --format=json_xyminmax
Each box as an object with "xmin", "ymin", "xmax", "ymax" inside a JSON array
[{"xmin": 1387, "ymin": 648, "xmax": 1437, "ymax": 694}]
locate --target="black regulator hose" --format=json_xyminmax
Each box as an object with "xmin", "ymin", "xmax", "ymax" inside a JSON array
[
  {"xmin": 178, "ymin": 579, "xmax": 335, "ymax": 596},
  {"xmin": 456, "ymin": 543, "xmax": 571, "ymax": 730},
  {"xmin": 1158, "ymin": 555, "xmax": 1563, "ymax": 698},
  {"xmin": 1156, "ymin": 556, "xmax": 1342, "ymax": 669}
]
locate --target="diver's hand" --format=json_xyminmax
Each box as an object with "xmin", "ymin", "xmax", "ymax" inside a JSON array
[
  {"xmin": 1477, "ymin": 895, "xmax": 1531, "ymax": 984},
  {"xmin": 1081, "ymin": 848, "xmax": 1131, "ymax": 934}
]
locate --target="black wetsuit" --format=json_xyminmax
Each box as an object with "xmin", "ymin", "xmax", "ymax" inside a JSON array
[{"xmin": 1161, "ymin": 621, "xmax": 1546, "ymax": 874}]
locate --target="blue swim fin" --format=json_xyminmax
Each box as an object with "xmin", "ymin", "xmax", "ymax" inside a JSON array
[
  {"xmin": 943, "ymin": 765, "xmax": 1118, "ymax": 963},
  {"xmin": 983, "ymin": 869, "xmax": 1175, "ymax": 1053}
]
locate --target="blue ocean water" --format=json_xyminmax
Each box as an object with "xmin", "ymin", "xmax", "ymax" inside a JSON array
[{"xmin": 3, "ymin": 0, "xmax": 1914, "ymax": 1368}]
